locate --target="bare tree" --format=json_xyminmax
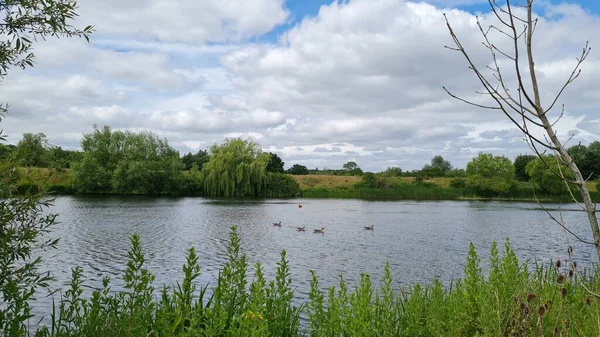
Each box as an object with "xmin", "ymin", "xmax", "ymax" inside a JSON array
[{"xmin": 442, "ymin": 0, "xmax": 600, "ymax": 259}]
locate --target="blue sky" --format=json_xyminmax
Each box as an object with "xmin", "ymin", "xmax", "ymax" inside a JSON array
[
  {"xmin": 260, "ymin": 0, "xmax": 600, "ymax": 44},
  {"xmin": 3, "ymin": 0, "xmax": 600, "ymax": 171}
]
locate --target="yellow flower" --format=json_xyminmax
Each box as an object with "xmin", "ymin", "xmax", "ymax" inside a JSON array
[{"xmin": 257, "ymin": 313, "xmax": 263, "ymax": 320}]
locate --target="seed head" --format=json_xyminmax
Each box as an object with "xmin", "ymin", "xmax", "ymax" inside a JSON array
[
  {"xmin": 586, "ymin": 297, "xmax": 591, "ymax": 306},
  {"xmin": 555, "ymin": 260, "xmax": 561, "ymax": 269},
  {"xmin": 557, "ymin": 274, "xmax": 565, "ymax": 284},
  {"xmin": 568, "ymin": 270, "xmax": 573, "ymax": 278},
  {"xmin": 527, "ymin": 293, "xmax": 537, "ymax": 302},
  {"xmin": 560, "ymin": 287, "xmax": 567, "ymax": 298},
  {"xmin": 538, "ymin": 305, "xmax": 546, "ymax": 316}
]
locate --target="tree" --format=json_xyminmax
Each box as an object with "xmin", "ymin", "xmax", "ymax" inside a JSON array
[
  {"xmin": 342, "ymin": 161, "xmax": 363, "ymax": 176},
  {"xmin": 568, "ymin": 142, "xmax": 600, "ymax": 181},
  {"xmin": 15, "ymin": 132, "xmax": 49, "ymax": 167},
  {"xmin": 379, "ymin": 166, "xmax": 403, "ymax": 177},
  {"xmin": 513, "ymin": 154, "xmax": 537, "ymax": 182},
  {"xmin": 0, "ymin": 1, "xmax": 92, "ymax": 333},
  {"xmin": 421, "ymin": 156, "xmax": 452, "ymax": 177},
  {"xmin": 266, "ymin": 152, "xmax": 285, "ymax": 173},
  {"xmin": 444, "ymin": 0, "xmax": 600, "ymax": 257},
  {"xmin": 526, "ymin": 155, "xmax": 576, "ymax": 195},
  {"xmin": 181, "ymin": 149, "xmax": 210, "ymax": 171},
  {"xmin": 73, "ymin": 125, "xmax": 183, "ymax": 195},
  {"xmin": 200, "ymin": 138, "xmax": 270, "ymax": 197},
  {"xmin": 466, "ymin": 153, "xmax": 515, "ymax": 196},
  {"xmin": 1, "ymin": 0, "xmax": 94, "ymax": 115},
  {"xmin": 431, "ymin": 155, "xmax": 452, "ymax": 174},
  {"xmin": 287, "ymin": 164, "xmax": 309, "ymax": 175}
]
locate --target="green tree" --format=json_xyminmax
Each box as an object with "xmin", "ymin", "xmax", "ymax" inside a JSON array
[
  {"xmin": 73, "ymin": 126, "xmax": 183, "ymax": 195},
  {"xmin": 1, "ymin": 0, "xmax": 93, "ymax": 115},
  {"xmin": 568, "ymin": 142, "xmax": 600, "ymax": 181},
  {"xmin": 513, "ymin": 154, "xmax": 536, "ymax": 182},
  {"xmin": 342, "ymin": 161, "xmax": 363, "ymax": 176},
  {"xmin": 466, "ymin": 153, "xmax": 515, "ymax": 196},
  {"xmin": 266, "ymin": 152, "xmax": 285, "ymax": 173},
  {"xmin": 526, "ymin": 155, "xmax": 576, "ymax": 195},
  {"xmin": 200, "ymin": 138, "xmax": 270, "ymax": 197},
  {"xmin": 181, "ymin": 149, "xmax": 210, "ymax": 171},
  {"xmin": 15, "ymin": 132, "xmax": 49, "ymax": 167},
  {"xmin": 379, "ymin": 166, "xmax": 403, "ymax": 177},
  {"xmin": 0, "ymin": 1, "xmax": 92, "ymax": 333},
  {"xmin": 287, "ymin": 164, "xmax": 309, "ymax": 175}
]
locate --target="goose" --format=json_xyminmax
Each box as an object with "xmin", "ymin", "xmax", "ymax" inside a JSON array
[
  {"xmin": 313, "ymin": 227, "xmax": 325, "ymax": 234},
  {"xmin": 296, "ymin": 226, "xmax": 306, "ymax": 231},
  {"xmin": 364, "ymin": 225, "xmax": 374, "ymax": 230},
  {"xmin": 273, "ymin": 221, "xmax": 282, "ymax": 227}
]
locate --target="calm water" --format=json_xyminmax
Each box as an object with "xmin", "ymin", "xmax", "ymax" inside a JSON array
[{"xmin": 32, "ymin": 196, "xmax": 598, "ymax": 323}]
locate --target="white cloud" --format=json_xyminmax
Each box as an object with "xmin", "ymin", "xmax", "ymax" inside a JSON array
[{"xmin": 1, "ymin": 0, "xmax": 599, "ymax": 171}]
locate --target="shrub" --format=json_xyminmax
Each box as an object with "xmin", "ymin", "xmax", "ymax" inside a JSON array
[{"xmin": 450, "ymin": 177, "xmax": 467, "ymax": 188}]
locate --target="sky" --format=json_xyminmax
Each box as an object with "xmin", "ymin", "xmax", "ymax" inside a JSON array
[{"xmin": 2, "ymin": 0, "xmax": 600, "ymax": 171}]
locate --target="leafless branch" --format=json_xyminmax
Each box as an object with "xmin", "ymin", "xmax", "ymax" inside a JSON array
[{"xmin": 531, "ymin": 188, "xmax": 595, "ymax": 245}]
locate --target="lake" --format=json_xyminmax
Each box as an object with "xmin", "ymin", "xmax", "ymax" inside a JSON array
[{"xmin": 32, "ymin": 196, "xmax": 598, "ymax": 323}]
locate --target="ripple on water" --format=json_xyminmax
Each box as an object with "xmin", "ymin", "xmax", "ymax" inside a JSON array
[{"xmin": 31, "ymin": 197, "xmax": 599, "ymax": 327}]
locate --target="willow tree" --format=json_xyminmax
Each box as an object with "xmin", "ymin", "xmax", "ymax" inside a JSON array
[
  {"xmin": 200, "ymin": 138, "xmax": 270, "ymax": 197},
  {"xmin": 443, "ymin": 0, "xmax": 600, "ymax": 259}
]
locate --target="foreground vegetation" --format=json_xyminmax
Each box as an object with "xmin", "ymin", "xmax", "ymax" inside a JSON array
[{"xmin": 21, "ymin": 226, "xmax": 600, "ymax": 336}]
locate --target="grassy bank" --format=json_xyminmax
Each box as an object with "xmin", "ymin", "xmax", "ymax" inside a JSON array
[
  {"xmin": 12, "ymin": 168, "xmax": 600, "ymax": 202},
  {"xmin": 26, "ymin": 226, "xmax": 600, "ymax": 337}
]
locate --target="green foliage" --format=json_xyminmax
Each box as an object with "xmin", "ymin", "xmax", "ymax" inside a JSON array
[
  {"xmin": 4, "ymin": 225, "xmax": 598, "ymax": 337},
  {"xmin": 514, "ymin": 154, "xmax": 537, "ymax": 181},
  {"xmin": 72, "ymin": 125, "xmax": 183, "ymax": 195},
  {"xmin": 0, "ymin": 162, "xmax": 59, "ymax": 336},
  {"xmin": 568, "ymin": 141, "xmax": 600, "ymax": 181},
  {"xmin": 466, "ymin": 153, "xmax": 515, "ymax": 196},
  {"xmin": 421, "ymin": 155, "xmax": 452, "ymax": 177},
  {"xmin": 342, "ymin": 161, "xmax": 363, "ymax": 175},
  {"xmin": 181, "ymin": 149, "xmax": 210, "ymax": 171},
  {"xmin": 266, "ymin": 152, "xmax": 285, "ymax": 173},
  {"xmin": 287, "ymin": 164, "xmax": 309, "ymax": 175},
  {"xmin": 0, "ymin": 0, "xmax": 94, "ymax": 79},
  {"xmin": 449, "ymin": 177, "xmax": 466, "ymax": 188},
  {"xmin": 263, "ymin": 173, "xmax": 301, "ymax": 198},
  {"xmin": 355, "ymin": 172, "xmax": 377, "ymax": 188},
  {"xmin": 200, "ymin": 138, "xmax": 270, "ymax": 197},
  {"xmin": 526, "ymin": 155, "xmax": 577, "ymax": 195},
  {"xmin": 379, "ymin": 166, "xmax": 403, "ymax": 177},
  {"xmin": 15, "ymin": 132, "xmax": 50, "ymax": 167}
]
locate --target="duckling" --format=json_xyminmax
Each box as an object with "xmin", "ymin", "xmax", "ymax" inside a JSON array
[
  {"xmin": 313, "ymin": 227, "xmax": 325, "ymax": 234},
  {"xmin": 364, "ymin": 225, "xmax": 374, "ymax": 230}
]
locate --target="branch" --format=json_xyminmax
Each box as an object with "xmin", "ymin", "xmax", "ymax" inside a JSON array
[
  {"xmin": 531, "ymin": 188, "xmax": 596, "ymax": 245},
  {"xmin": 544, "ymin": 42, "xmax": 591, "ymax": 114},
  {"xmin": 442, "ymin": 87, "xmax": 501, "ymax": 110}
]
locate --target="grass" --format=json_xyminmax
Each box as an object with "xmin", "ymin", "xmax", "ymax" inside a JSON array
[
  {"xmin": 27, "ymin": 226, "xmax": 600, "ymax": 337},
  {"xmin": 11, "ymin": 167, "xmax": 600, "ymax": 202}
]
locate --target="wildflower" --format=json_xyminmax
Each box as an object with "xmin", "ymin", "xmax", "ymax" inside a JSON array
[{"xmin": 258, "ymin": 313, "xmax": 263, "ymax": 320}]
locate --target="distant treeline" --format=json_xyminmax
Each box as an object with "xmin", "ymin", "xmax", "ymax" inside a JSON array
[{"xmin": 2, "ymin": 124, "xmax": 599, "ymax": 200}]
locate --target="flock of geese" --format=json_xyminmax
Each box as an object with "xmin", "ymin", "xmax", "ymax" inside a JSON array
[{"xmin": 272, "ymin": 221, "xmax": 374, "ymax": 233}]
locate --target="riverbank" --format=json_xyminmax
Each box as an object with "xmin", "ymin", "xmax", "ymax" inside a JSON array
[{"xmin": 13, "ymin": 167, "xmax": 600, "ymax": 202}]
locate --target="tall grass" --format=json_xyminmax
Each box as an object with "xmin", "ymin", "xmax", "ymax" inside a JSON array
[{"xmin": 24, "ymin": 228, "xmax": 600, "ymax": 336}]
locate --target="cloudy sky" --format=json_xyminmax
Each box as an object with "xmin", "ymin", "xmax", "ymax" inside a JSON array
[{"xmin": 2, "ymin": 0, "xmax": 599, "ymax": 171}]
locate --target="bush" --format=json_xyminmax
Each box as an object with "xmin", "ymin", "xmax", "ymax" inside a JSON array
[
  {"xmin": 450, "ymin": 177, "xmax": 467, "ymax": 188},
  {"xmin": 263, "ymin": 173, "xmax": 301, "ymax": 198}
]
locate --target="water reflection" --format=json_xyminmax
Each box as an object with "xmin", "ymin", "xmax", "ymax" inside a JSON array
[{"xmin": 35, "ymin": 196, "xmax": 597, "ymax": 322}]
